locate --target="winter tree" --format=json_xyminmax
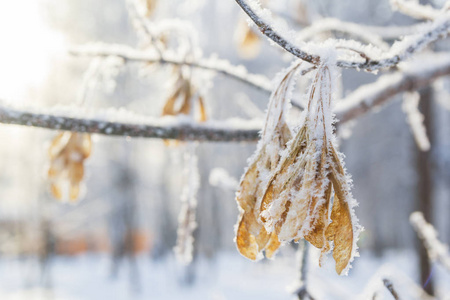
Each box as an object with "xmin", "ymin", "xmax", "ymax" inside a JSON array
[{"xmin": 0, "ymin": 0, "xmax": 449, "ymax": 299}]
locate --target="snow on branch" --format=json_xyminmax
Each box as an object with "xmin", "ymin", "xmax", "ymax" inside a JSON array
[
  {"xmin": 383, "ymin": 278, "xmax": 401, "ymax": 300},
  {"xmin": 234, "ymin": 0, "xmax": 450, "ymax": 70},
  {"xmin": 402, "ymin": 91, "xmax": 430, "ymax": 151},
  {"xmin": 70, "ymin": 44, "xmax": 273, "ymax": 95},
  {"xmin": 297, "ymin": 18, "xmax": 389, "ymax": 50},
  {"xmin": 410, "ymin": 211, "xmax": 450, "ymax": 271},
  {"xmin": 0, "ymin": 104, "xmax": 261, "ymax": 142},
  {"xmin": 390, "ymin": 0, "xmax": 442, "ymax": 21},
  {"xmin": 335, "ymin": 53, "xmax": 450, "ymax": 123}
]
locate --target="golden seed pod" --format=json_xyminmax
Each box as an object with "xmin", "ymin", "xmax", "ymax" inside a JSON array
[
  {"xmin": 161, "ymin": 74, "xmax": 208, "ymax": 146},
  {"xmin": 47, "ymin": 132, "xmax": 92, "ymax": 203},
  {"xmin": 235, "ymin": 63, "xmax": 359, "ymax": 275}
]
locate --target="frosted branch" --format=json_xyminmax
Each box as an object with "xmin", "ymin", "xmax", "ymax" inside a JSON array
[
  {"xmin": 174, "ymin": 144, "xmax": 200, "ymax": 264},
  {"xmin": 234, "ymin": 0, "xmax": 450, "ymax": 70},
  {"xmin": 383, "ymin": 278, "xmax": 401, "ymax": 300},
  {"xmin": 0, "ymin": 104, "xmax": 261, "ymax": 142},
  {"xmin": 390, "ymin": 0, "xmax": 441, "ymax": 21},
  {"xmin": 410, "ymin": 211, "xmax": 450, "ymax": 271},
  {"xmin": 70, "ymin": 44, "xmax": 273, "ymax": 94},
  {"xmin": 402, "ymin": 91, "xmax": 431, "ymax": 151},
  {"xmin": 433, "ymin": 78, "xmax": 450, "ymax": 111},
  {"xmin": 336, "ymin": 54, "xmax": 450, "ymax": 123},
  {"xmin": 297, "ymin": 18, "xmax": 389, "ymax": 50}
]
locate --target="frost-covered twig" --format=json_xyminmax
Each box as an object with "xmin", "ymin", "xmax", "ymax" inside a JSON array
[
  {"xmin": 433, "ymin": 78, "xmax": 450, "ymax": 111},
  {"xmin": 293, "ymin": 241, "xmax": 315, "ymax": 300},
  {"xmin": 390, "ymin": 0, "xmax": 441, "ymax": 21},
  {"xmin": 174, "ymin": 144, "xmax": 200, "ymax": 264},
  {"xmin": 410, "ymin": 212, "xmax": 450, "ymax": 271},
  {"xmin": 234, "ymin": 0, "xmax": 450, "ymax": 70},
  {"xmin": 297, "ymin": 18, "xmax": 389, "ymax": 50},
  {"xmin": 383, "ymin": 278, "xmax": 401, "ymax": 300},
  {"xmin": 234, "ymin": 0, "xmax": 320, "ymax": 65},
  {"xmin": 294, "ymin": 17, "xmax": 423, "ymax": 41},
  {"xmin": 70, "ymin": 44, "xmax": 273, "ymax": 94},
  {"xmin": 402, "ymin": 92, "xmax": 431, "ymax": 151},
  {"xmin": 0, "ymin": 104, "xmax": 261, "ymax": 142},
  {"xmin": 125, "ymin": 0, "xmax": 164, "ymax": 57},
  {"xmin": 336, "ymin": 54, "xmax": 450, "ymax": 123},
  {"xmin": 362, "ymin": 265, "xmax": 434, "ymax": 300}
]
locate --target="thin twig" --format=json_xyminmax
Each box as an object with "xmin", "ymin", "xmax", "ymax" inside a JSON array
[
  {"xmin": 294, "ymin": 242, "xmax": 316, "ymax": 300},
  {"xmin": 234, "ymin": 0, "xmax": 450, "ymax": 70},
  {"xmin": 297, "ymin": 18, "xmax": 389, "ymax": 50},
  {"xmin": 410, "ymin": 211, "xmax": 450, "ymax": 271},
  {"xmin": 335, "ymin": 54, "xmax": 450, "ymax": 123},
  {"xmin": 383, "ymin": 278, "xmax": 401, "ymax": 300},
  {"xmin": 390, "ymin": 0, "xmax": 441, "ymax": 21}
]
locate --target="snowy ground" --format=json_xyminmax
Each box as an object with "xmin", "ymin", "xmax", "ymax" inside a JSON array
[{"xmin": 0, "ymin": 248, "xmax": 448, "ymax": 300}]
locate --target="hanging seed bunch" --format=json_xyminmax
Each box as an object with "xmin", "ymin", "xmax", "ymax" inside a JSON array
[
  {"xmin": 48, "ymin": 132, "xmax": 92, "ymax": 202},
  {"xmin": 161, "ymin": 69, "xmax": 207, "ymax": 145},
  {"xmin": 236, "ymin": 62, "xmax": 361, "ymax": 275},
  {"xmin": 235, "ymin": 61, "xmax": 303, "ymax": 260},
  {"xmin": 235, "ymin": 19, "xmax": 262, "ymax": 59}
]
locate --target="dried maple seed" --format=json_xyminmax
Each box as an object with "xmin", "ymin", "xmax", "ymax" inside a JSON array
[
  {"xmin": 236, "ymin": 62, "xmax": 361, "ymax": 275},
  {"xmin": 161, "ymin": 72, "xmax": 208, "ymax": 146},
  {"xmin": 235, "ymin": 61, "xmax": 302, "ymax": 260},
  {"xmin": 47, "ymin": 132, "xmax": 92, "ymax": 202}
]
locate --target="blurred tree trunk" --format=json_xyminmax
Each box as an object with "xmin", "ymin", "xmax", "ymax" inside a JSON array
[{"xmin": 415, "ymin": 87, "xmax": 434, "ymax": 295}]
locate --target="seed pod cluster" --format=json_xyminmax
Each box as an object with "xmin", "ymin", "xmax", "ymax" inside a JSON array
[
  {"xmin": 235, "ymin": 63, "xmax": 361, "ymax": 275},
  {"xmin": 48, "ymin": 132, "xmax": 92, "ymax": 202},
  {"xmin": 235, "ymin": 61, "xmax": 301, "ymax": 260},
  {"xmin": 161, "ymin": 70, "xmax": 207, "ymax": 145}
]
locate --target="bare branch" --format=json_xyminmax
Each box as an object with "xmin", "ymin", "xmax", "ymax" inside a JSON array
[
  {"xmin": 0, "ymin": 104, "xmax": 260, "ymax": 142},
  {"xmin": 335, "ymin": 54, "xmax": 450, "ymax": 123},
  {"xmin": 70, "ymin": 44, "xmax": 273, "ymax": 94},
  {"xmin": 383, "ymin": 279, "xmax": 401, "ymax": 300},
  {"xmin": 410, "ymin": 211, "xmax": 450, "ymax": 271},
  {"xmin": 234, "ymin": 0, "xmax": 450, "ymax": 70},
  {"xmin": 390, "ymin": 0, "xmax": 441, "ymax": 21}
]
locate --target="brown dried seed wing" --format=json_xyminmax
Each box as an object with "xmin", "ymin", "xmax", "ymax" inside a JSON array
[
  {"xmin": 304, "ymin": 181, "xmax": 332, "ymax": 250},
  {"xmin": 80, "ymin": 134, "xmax": 92, "ymax": 158},
  {"xmin": 178, "ymin": 82, "xmax": 192, "ymax": 115},
  {"xmin": 236, "ymin": 161, "xmax": 259, "ymax": 212},
  {"xmin": 197, "ymin": 96, "xmax": 207, "ymax": 122},
  {"xmin": 69, "ymin": 184, "xmax": 80, "ymax": 202},
  {"xmin": 162, "ymin": 87, "xmax": 182, "ymax": 116},
  {"xmin": 325, "ymin": 191, "xmax": 353, "ymax": 275},
  {"xmin": 238, "ymin": 27, "xmax": 261, "ymax": 59},
  {"xmin": 264, "ymin": 232, "xmax": 281, "ymax": 259},
  {"xmin": 255, "ymin": 225, "xmax": 271, "ymax": 251},
  {"xmin": 236, "ymin": 213, "xmax": 259, "ymax": 260},
  {"xmin": 145, "ymin": 0, "xmax": 157, "ymax": 16},
  {"xmin": 48, "ymin": 132, "xmax": 69, "ymax": 159},
  {"xmin": 50, "ymin": 183, "xmax": 62, "ymax": 200},
  {"xmin": 69, "ymin": 162, "xmax": 85, "ymax": 184}
]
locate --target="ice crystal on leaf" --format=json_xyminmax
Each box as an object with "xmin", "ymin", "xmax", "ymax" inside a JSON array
[
  {"xmin": 47, "ymin": 132, "xmax": 92, "ymax": 202},
  {"xmin": 235, "ymin": 61, "xmax": 361, "ymax": 275}
]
